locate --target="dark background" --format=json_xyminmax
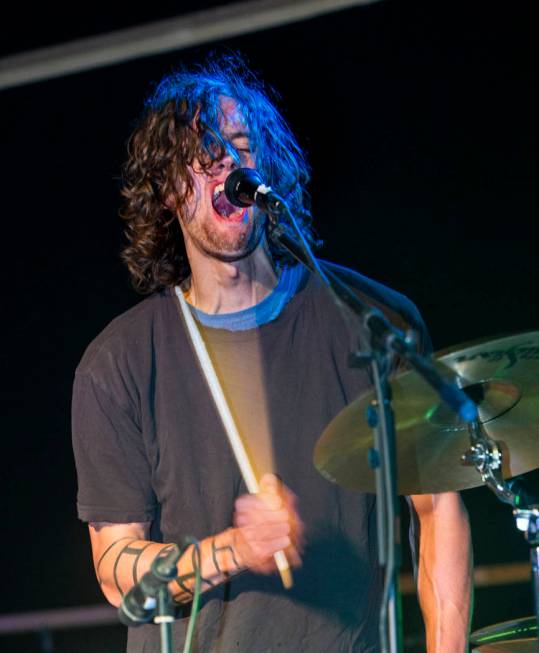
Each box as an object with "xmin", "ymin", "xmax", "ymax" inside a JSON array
[{"xmin": 1, "ymin": 0, "xmax": 537, "ymax": 650}]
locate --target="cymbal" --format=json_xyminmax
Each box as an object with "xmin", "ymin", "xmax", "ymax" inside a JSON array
[
  {"xmin": 314, "ymin": 332, "xmax": 539, "ymax": 495},
  {"xmin": 471, "ymin": 616, "xmax": 537, "ymax": 652},
  {"xmin": 472, "ymin": 641, "xmax": 537, "ymax": 653}
]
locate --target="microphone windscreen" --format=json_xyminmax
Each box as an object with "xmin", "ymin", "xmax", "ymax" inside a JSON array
[{"xmin": 225, "ymin": 168, "xmax": 264, "ymax": 207}]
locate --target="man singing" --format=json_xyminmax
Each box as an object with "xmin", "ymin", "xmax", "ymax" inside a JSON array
[{"xmin": 72, "ymin": 54, "xmax": 472, "ymax": 652}]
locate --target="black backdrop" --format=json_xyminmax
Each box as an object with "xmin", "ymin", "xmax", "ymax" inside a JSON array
[{"xmin": 2, "ymin": 1, "xmax": 537, "ymax": 651}]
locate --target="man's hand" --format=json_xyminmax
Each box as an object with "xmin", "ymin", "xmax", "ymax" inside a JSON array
[{"xmin": 232, "ymin": 473, "xmax": 305, "ymax": 574}]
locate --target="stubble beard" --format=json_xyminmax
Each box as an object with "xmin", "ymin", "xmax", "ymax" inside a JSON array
[{"xmin": 183, "ymin": 207, "xmax": 267, "ymax": 263}]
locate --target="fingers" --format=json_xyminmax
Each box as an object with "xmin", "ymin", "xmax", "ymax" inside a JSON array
[
  {"xmin": 232, "ymin": 474, "xmax": 305, "ymax": 575},
  {"xmin": 235, "ymin": 491, "xmax": 283, "ymax": 515},
  {"xmin": 263, "ymin": 475, "xmax": 306, "ymax": 554},
  {"xmin": 234, "ymin": 505, "xmax": 291, "ymax": 528},
  {"xmin": 259, "ymin": 472, "xmax": 280, "ymax": 493}
]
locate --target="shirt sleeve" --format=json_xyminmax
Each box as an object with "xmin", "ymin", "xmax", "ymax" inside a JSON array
[{"xmin": 72, "ymin": 372, "xmax": 157, "ymax": 523}]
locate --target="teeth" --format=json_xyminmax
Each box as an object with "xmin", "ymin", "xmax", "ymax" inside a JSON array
[{"xmin": 213, "ymin": 183, "xmax": 224, "ymax": 200}]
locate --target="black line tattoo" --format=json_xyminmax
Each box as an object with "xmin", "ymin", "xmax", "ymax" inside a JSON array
[
  {"xmin": 211, "ymin": 536, "xmax": 240, "ymax": 573},
  {"xmin": 96, "ymin": 536, "xmax": 137, "ymax": 585},
  {"xmin": 131, "ymin": 543, "xmax": 152, "ymax": 585},
  {"xmin": 113, "ymin": 540, "xmax": 148, "ymax": 597},
  {"xmin": 191, "ymin": 543, "xmax": 199, "ymax": 572},
  {"xmin": 173, "ymin": 571, "xmax": 196, "ymax": 597},
  {"xmin": 211, "ymin": 537, "xmax": 221, "ymax": 574}
]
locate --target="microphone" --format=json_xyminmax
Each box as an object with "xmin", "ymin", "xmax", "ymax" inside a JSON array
[
  {"xmin": 224, "ymin": 168, "xmax": 284, "ymax": 214},
  {"xmin": 118, "ymin": 544, "xmax": 182, "ymax": 627}
]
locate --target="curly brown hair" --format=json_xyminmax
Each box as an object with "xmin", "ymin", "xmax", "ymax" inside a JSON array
[{"xmin": 120, "ymin": 54, "xmax": 317, "ymax": 294}]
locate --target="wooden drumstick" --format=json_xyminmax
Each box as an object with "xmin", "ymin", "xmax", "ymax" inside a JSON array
[{"xmin": 175, "ymin": 287, "xmax": 293, "ymax": 589}]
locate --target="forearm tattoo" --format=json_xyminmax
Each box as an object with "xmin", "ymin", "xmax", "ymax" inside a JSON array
[
  {"xmin": 96, "ymin": 536, "xmax": 136, "ymax": 587},
  {"xmin": 171, "ymin": 543, "xmax": 215, "ymax": 604},
  {"xmin": 98, "ymin": 538, "xmax": 174, "ymax": 598},
  {"xmin": 211, "ymin": 536, "xmax": 240, "ymax": 574},
  {"xmin": 116, "ymin": 542, "xmax": 184, "ymax": 596},
  {"xmin": 131, "ymin": 543, "xmax": 153, "ymax": 585},
  {"xmin": 172, "ymin": 570, "xmax": 196, "ymax": 600},
  {"xmin": 113, "ymin": 540, "xmax": 147, "ymax": 597},
  {"xmin": 98, "ymin": 535, "xmax": 240, "ymax": 604}
]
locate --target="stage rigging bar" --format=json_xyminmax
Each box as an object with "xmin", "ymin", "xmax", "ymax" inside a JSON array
[
  {"xmin": 0, "ymin": 562, "xmax": 530, "ymax": 635},
  {"xmin": 0, "ymin": 0, "xmax": 380, "ymax": 90}
]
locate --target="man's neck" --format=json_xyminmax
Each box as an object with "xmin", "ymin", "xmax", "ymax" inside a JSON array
[{"xmin": 184, "ymin": 244, "xmax": 278, "ymax": 314}]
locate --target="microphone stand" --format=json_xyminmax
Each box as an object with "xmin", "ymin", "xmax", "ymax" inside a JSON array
[
  {"xmin": 119, "ymin": 544, "xmax": 181, "ymax": 653},
  {"xmin": 264, "ymin": 199, "xmax": 477, "ymax": 653},
  {"xmin": 155, "ymin": 582, "xmax": 176, "ymax": 653}
]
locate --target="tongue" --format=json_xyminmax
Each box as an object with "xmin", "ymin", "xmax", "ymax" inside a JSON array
[{"xmin": 212, "ymin": 191, "xmax": 240, "ymax": 218}]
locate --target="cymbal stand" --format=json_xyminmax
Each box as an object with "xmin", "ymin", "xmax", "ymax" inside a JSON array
[{"xmin": 463, "ymin": 421, "xmax": 539, "ymax": 650}]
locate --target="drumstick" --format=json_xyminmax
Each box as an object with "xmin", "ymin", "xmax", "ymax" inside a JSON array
[{"xmin": 175, "ymin": 287, "xmax": 293, "ymax": 589}]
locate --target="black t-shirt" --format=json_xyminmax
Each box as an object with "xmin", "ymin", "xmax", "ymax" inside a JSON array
[{"xmin": 72, "ymin": 263, "xmax": 428, "ymax": 653}]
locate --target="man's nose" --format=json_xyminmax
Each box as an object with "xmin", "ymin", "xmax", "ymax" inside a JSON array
[{"xmin": 213, "ymin": 149, "xmax": 240, "ymax": 174}]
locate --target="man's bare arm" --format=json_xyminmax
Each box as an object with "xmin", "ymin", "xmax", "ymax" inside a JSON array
[
  {"xmin": 411, "ymin": 491, "xmax": 473, "ymax": 653},
  {"xmin": 88, "ymin": 522, "xmax": 255, "ymax": 606},
  {"xmin": 89, "ymin": 474, "xmax": 303, "ymax": 607}
]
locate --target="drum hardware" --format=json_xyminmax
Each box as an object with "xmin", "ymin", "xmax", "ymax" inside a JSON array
[
  {"xmin": 314, "ymin": 331, "xmax": 539, "ymax": 651},
  {"xmin": 461, "ymin": 420, "xmax": 518, "ymax": 506},
  {"xmin": 460, "ymin": 389, "xmax": 539, "ymax": 653},
  {"xmin": 315, "ymin": 332, "xmax": 539, "ymax": 494},
  {"xmin": 471, "ymin": 616, "xmax": 538, "ymax": 652}
]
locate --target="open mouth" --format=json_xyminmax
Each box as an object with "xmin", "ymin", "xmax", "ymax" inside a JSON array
[{"xmin": 212, "ymin": 182, "xmax": 246, "ymax": 220}]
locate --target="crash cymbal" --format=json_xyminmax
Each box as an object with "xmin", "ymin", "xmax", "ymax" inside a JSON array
[
  {"xmin": 471, "ymin": 616, "xmax": 537, "ymax": 652},
  {"xmin": 314, "ymin": 332, "xmax": 539, "ymax": 495},
  {"xmin": 472, "ymin": 642, "xmax": 537, "ymax": 653}
]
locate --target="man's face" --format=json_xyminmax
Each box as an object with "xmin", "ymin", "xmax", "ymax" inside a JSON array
[{"xmin": 178, "ymin": 96, "xmax": 264, "ymax": 263}]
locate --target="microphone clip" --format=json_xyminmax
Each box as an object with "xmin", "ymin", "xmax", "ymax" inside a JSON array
[{"xmin": 118, "ymin": 544, "xmax": 182, "ymax": 627}]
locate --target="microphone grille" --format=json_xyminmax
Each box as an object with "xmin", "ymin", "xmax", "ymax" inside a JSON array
[{"xmin": 225, "ymin": 167, "xmax": 264, "ymax": 207}]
